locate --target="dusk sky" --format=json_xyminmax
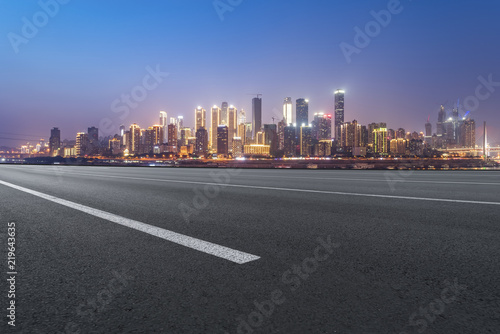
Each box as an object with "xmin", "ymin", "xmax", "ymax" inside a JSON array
[{"xmin": 1, "ymin": 0, "xmax": 499, "ymax": 147}]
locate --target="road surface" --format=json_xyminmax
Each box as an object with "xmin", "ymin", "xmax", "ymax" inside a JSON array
[{"xmin": 0, "ymin": 165, "xmax": 499, "ymax": 333}]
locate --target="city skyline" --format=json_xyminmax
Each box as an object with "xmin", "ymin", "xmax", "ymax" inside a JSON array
[{"xmin": 1, "ymin": 1, "xmax": 499, "ymax": 147}]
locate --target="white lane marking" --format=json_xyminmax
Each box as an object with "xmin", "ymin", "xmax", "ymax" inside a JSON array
[
  {"xmin": 39, "ymin": 171, "xmax": 500, "ymax": 206},
  {"xmin": 0, "ymin": 180, "xmax": 260, "ymax": 264}
]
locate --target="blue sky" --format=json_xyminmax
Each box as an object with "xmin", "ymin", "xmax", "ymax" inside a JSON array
[{"xmin": 1, "ymin": 0, "xmax": 499, "ymax": 146}]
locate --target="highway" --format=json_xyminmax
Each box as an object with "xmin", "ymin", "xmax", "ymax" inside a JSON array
[{"xmin": 0, "ymin": 165, "xmax": 499, "ymax": 333}]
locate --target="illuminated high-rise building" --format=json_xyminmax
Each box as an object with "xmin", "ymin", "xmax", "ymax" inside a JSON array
[
  {"xmin": 49, "ymin": 127, "xmax": 61, "ymax": 156},
  {"xmin": 76, "ymin": 132, "xmax": 89, "ymax": 156},
  {"xmin": 87, "ymin": 126, "xmax": 99, "ymax": 155},
  {"xmin": 300, "ymin": 126, "xmax": 312, "ymax": 156},
  {"xmin": 312, "ymin": 113, "xmax": 332, "ymax": 140},
  {"xmin": 283, "ymin": 97, "xmax": 293, "ymax": 125},
  {"xmin": 460, "ymin": 119, "xmax": 475, "ymax": 148},
  {"xmin": 217, "ymin": 125, "xmax": 228, "ymax": 156},
  {"xmin": 239, "ymin": 109, "xmax": 246, "ymax": 125},
  {"xmin": 334, "ymin": 90, "xmax": 345, "ymax": 141},
  {"xmin": 340, "ymin": 120, "xmax": 363, "ymax": 153},
  {"xmin": 373, "ymin": 127, "xmax": 388, "ymax": 154},
  {"xmin": 159, "ymin": 111, "xmax": 168, "ymax": 143},
  {"xmin": 437, "ymin": 105, "xmax": 446, "ymax": 137},
  {"xmin": 211, "ymin": 105, "xmax": 220, "ymax": 151},
  {"xmin": 284, "ymin": 125, "xmax": 296, "ymax": 156},
  {"xmin": 195, "ymin": 106, "xmax": 206, "ymax": 131},
  {"xmin": 296, "ymin": 98, "xmax": 309, "ymax": 127},
  {"xmin": 425, "ymin": 120, "xmax": 432, "ymax": 144},
  {"xmin": 228, "ymin": 105, "xmax": 237, "ymax": 151},
  {"xmin": 119, "ymin": 125, "xmax": 126, "ymax": 137},
  {"xmin": 168, "ymin": 124, "xmax": 178, "ymax": 147},
  {"xmin": 151, "ymin": 125, "xmax": 163, "ymax": 146},
  {"xmin": 220, "ymin": 102, "xmax": 228, "ymax": 125},
  {"xmin": 129, "ymin": 123, "xmax": 141, "ymax": 154},
  {"xmin": 252, "ymin": 97, "xmax": 262, "ymax": 138},
  {"xmin": 263, "ymin": 124, "xmax": 278, "ymax": 156},
  {"xmin": 195, "ymin": 127, "xmax": 208, "ymax": 155}
]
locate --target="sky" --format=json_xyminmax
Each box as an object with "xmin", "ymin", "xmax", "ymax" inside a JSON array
[{"xmin": 1, "ymin": 0, "xmax": 499, "ymax": 147}]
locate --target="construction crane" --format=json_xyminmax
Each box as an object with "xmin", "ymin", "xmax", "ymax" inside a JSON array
[{"xmin": 247, "ymin": 93, "xmax": 262, "ymax": 98}]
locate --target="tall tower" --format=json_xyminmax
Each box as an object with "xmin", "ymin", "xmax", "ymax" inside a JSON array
[
  {"xmin": 129, "ymin": 123, "xmax": 141, "ymax": 154},
  {"xmin": 252, "ymin": 97, "xmax": 262, "ymax": 138},
  {"xmin": 296, "ymin": 98, "xmax": 309, "ymax": 127},
  {"xmin": 425, "ymin": 118, "xmax": 432, "ymax": 145},
  {"xmin": 228, "ymin": 105, "xmax": 237, "ymax": 151},
  {"xmin": 211, "ymin": 105, "xmax": 220, "ymax": 151},
  {"xmin": 437, "ymin": 105, "xmax": 446, "ymax": 137},
  {"xmin": 49, "ymin": 127, "xmax": 61, "ymax": 156},
  {"xmin": 195, "ymin": 106, "xmax": 206, "ymax": 131},
  {"xmin": 334, "ymin": 89, "xmax": 345, "ymax": 141},
  {"xmin": 217, "ymin": 125, "xmax": 229, "ymax": 156},
  {"xmin": 159, "ymin": 111, "xmax": 168, "ymax": 143},
  {"xmin": 220, "ymin": 102, "xmax": 229, "ymax": 125},
  {"xmin": 283, "ymin": 97, "xmax": 293, "ymax": 125}
]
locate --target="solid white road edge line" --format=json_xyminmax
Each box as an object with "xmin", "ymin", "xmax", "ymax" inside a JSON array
[{"xmin": 0, "ymin": 179, "xmax": 260, "ymax": 264}]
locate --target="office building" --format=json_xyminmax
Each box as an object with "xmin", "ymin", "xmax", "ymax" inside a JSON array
[
  {"xmin": 49, "ymin": 127, "xmax": 61, "ymax": 156},
  {"xmin": 217, "ymin": 125, "xmax": 228, "ymax": 156},
  {"xmin": 283, "ymin": 97, "xmax": 293, "ymax": 125},
  {"xmin": 159, "ymin": 111, "xmax": 168, "ymax": 143},
  {"xmin": 334, "ymin": 89, "xmax": 345, "ymax": 141},
  {"xmin": 195, "ymin": 106, "xmax": 206, "ymax": 132},
  {"xmin": 296, "ymin": 98, "xmax": 309, "ymax": 127},
  {"xmin": 211, "ymin": 105, "xmax": 220, "ymax": 151},
  {"xmin": 252, "ymin": 97, "xmax": 262, "ymax": 138},
  {"xmin": 195, "ymin": 127, "xmax": 208, "ymax": 155},
  {"xmin": 300, "ymin": 126, "xmax": 312, "ymax": 156}
]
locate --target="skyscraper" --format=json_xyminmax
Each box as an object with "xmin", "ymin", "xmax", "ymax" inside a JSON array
[
  {"xmin": 437, "ymin": 105, "xmax": 446, "ymax": 137},
  {"xmin": 300, "ymin": 126, "xmax": 312, "ymax": 156},
  {"xmin": 211, "ymin": 105, "xmax": 220, "ymax": 151},
  {"xmin": 168, "ymin": 123, "xmax": 178, "ymax": 147},
  {"xmin": 334, "ymin": 89, "xmax": 345, "ymax": 141},
  {"xmin": 340, "ymin": 120, "xmax": 363, "ymax": 153},
  {"xmin": 373, "ymin": 127, "xmax": 388, "ymax": 154},
  {"xmin": 283, "ymin": 97, "xmax": 293, "ymax": 125},
  {"xmin": 228, "ymin": 105, "xmax": 237, "ymax": 151},
  {"xmin": 159, "ymin": 111, "xmax": 168, "ymax": 143},
  {"xmin": 49, "ymin": 127, "xmax": 60, "ymax": 156},
  {"xmin": 129, "ymin": 123, "xmax": 141, "ymax": 154},
  {"xmin": 217, "ymin": 125, "xmax": 228, "ymax": 156},
  {"xmin": 296, "ymin": 98, "xmax": 309, "ymax": 127},
  {"xmin": 195, "ymin": 106, "xmax": 206, "ymax": 131},
  {"xmin": 263, "ymin": 124, "xmax": 278, "ymax": 157},
  {"xmin": 220, "ymin": 102, "xmax": 229, "ymax": 125},
  {"xmin": 460, "ymin": 119, "xmax": 475, "ymax": 148},
  {"xmin": 87, "ymin": 126, "xmax": 99, "ymax": 155},
  {"xmin": 284, "ymin": 125, "xmax": 296, "ymax": 156},
  {"xmin": 76, "ymin": 132, "xmax": 89, "ymax": 156},
  {"xmin": 425, "ymin": 120, "xmax": 432, "ymax": 145},
  {"xmin": 252, "ymin": 97, "xmax": 262, "ymax": 138},
  {"xmin": 195, "ymin": 128, "xmax": 208, "ymax": 155}
]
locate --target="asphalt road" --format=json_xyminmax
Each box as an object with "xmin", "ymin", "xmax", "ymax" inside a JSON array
[{"xmin": 0, "ymin": 165, "xmax": 499, "ymax": 334}]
